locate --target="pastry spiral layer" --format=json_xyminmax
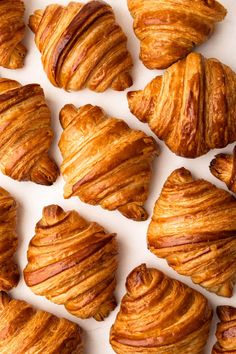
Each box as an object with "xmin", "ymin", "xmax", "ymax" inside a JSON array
[
  {"xmin": 210, "ymin": 146, "xmax": 236, "ymax": 193},
  {"xmin": 110, "ymin": 263, "xmax": 212, "ymax": 354},
  {"xmin": 128, "ymin": 52, "xmax": 236, "ymax": 158},
  {"xmin": 0, "ymin": 0, "xmax": 26, "ymax": 69},
  {"xmin": 0, "ymin": 78, "xmax": 58, "ymax": 185},
  {"xmin": 24, "ymin": 205, "xmax": 118, "ymax": 321},
  {"xmin": 212, "ymin": 306, "xmax": 236, "ymax": 353},
  {"xmin": 29, "ymin": 1, "xmax": 133, "ymax": 92},
  {"xmin": 127, "ymin": 0, "xmax": 227, "ymax": 69},
  {"xmin": 0, "ymin": 291, "xmax": 83, "ymax": 354},
  {"xmin": 0, "ymin": 187, "xmax": 19, "ymax": 291},
  {"xmin": 59, "ymin": 104, "xmax": 158, "ymax": 221},
  {"xmin": 148, "ymin": 167, "xmax": 236, "ymax": 297}
]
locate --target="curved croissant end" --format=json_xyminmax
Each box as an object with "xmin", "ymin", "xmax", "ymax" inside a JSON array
[
  {"xmin": 127, "ymin": 0, "xmax": 227, "ymax": 69},
  {"xmin": 0, "ymin": 78, "xmax": 59, "ymax": 185},
  {"xmin": 110, "ymin": 264, "xmax": 212, "ymax": 354},
  {"xmin": 212, "ymin": 306, "xmax": 236, "ymax": 353},
  {"xmin": 24, "ymin": 205, "xmax": 118, "ymax": 321},
  {"xmin": 148, "ymin": 167, "xmax": 236, "ymax": 297},
  {"xmin": 0, "ymin": 187, "xmax": 19, "ymax": 291},
  {"xmin": 128, "ymin": 52, "xmax": 236, "ymax": 158},
  {"xmin": 29, "ymin": 1, "xmax": 133, "ymax": 92},
  {"xmin": 0, "ymin": 292, "xmax": 83, "ymax": 353},
  {"xmin": 58, "ymin": 104, "xmax": 158, "ymax": 221},
  {"xmin": 0, "ymin": 0, "xmax": 27, "ymax": 69},
  {"xmin": 210, "ymin": 146, "xmax": 236, "ymax": 193}
]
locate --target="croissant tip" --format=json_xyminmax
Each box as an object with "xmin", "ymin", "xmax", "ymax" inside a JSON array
[
  {"xmin": 30, "ymin": 156, "xmax": 59, "ymax": 186},
  {"xmin": 118, "ymin": 204, "xmax": 148, "ymax": 221},
  {"xmin": 93, "ymin": 295, "xmax": 117, "ymax": 321},
  {"xmin": 60, "ymin": 104, "xmax": 78, "ymax": 129}
]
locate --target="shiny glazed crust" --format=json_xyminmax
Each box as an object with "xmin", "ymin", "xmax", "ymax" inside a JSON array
[
  {"xmin": 110, "ymin": 264, "xmax": 213, "ymax": 354},
  {"xmin": 24, "ymin": 205, "xmax": 118, "ymax": 321},
  {"xmin": 212, "ymin": 306, "xmax": 236, "ymax": 353},
  {"xmin": 58, "ymin": 104, "xmax": 158, "ymax": 221},
  {"xmin": 29, "ymin": 1, "xmax": 133, "ymax": 92},
  {"xmin": 148, "ymin": 167, "xmax": 236, "ymax": 297},
  {"xmin": 127, "ymin": 0, "xmax": 227, "ymax": 69},
  {"xmin": 0, "ymin": 78, "xmax": 59, "ymax": 185},
  {"xmin": 0, "ymin": 291, "xmax": 83, "ymax": 354}
]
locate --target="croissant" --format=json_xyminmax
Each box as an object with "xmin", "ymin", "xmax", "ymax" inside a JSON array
[
  {"xmin": 148, "ymin": 167, "xmax": 236, "ymax": 297},
  {"xmin": 29, "ymin": 1, "xmax": 133, "ymax": 92},
  {"xmin": 24, "ymin": 204, "xmax": 118, "ymax": 321},
  {"xmin": 212, "ymin": 306, "xmax": 236, "ymax": 353},
  {"xmin": 210, "ymin": 146, "xmax": 236, "ymax": 193},
  {"xmin": 0, "ymin": 78, "xmax": 59, "ymax": 185},
  {"xmin": 128, "ymin": 52, "xmax": 236, "ymax": 158},
  {"xmin": 0, "ymin": 0, "xmax": 26, "ymax": 69},
  {"xmin": 0, "ymin": 187, "xmax": 19, "ymax": 291},
  {"xmin": 110, "ymin": 263, "xmax": 212, "ymax": 354},
  {"xmin": 0, "ymin": 291, "xmax": 83, "ymax": 353},
  {"xmin": 58, "ymin": 104, "xmax": 158, "ymax": 221},
  {"xmin": 127, "ymin": 0, "xmax": 227, "ymax": 69}
]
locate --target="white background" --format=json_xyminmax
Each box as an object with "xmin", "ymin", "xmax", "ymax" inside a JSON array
[{"xmin": 0, "ymin": 0, "xmax": 235, "ymax": 353}]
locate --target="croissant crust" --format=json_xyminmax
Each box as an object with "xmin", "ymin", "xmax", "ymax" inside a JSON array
[
  {"xmin": 29, "ymin": 1, "xmax": 133, "ymax": 92},
  {"xmin": 0, "ymin": 187, "xmax": 19, "ymax": 291},
  {"xmin": 128, "ymin": 52, "xmax": 236, "ymax": 158},
  {"xmin": 212, "ymin": 306, "xmax": 236, "ymax": 353},
  {"xmin": 0, "ymin": 78, "xmax": 59, "ymax": 185},
  {"xmin": 0, "ymin": 291, "xmax": 83, "ymax": 353},
  {"xmin": 24, "ymin": 205, "xmax": 118, "ymax": 321},
  {"xmin": 0, "ymin": 0, "xmax": 27, "ymax": 69},
  {"xmin": 127, "ymin": 0, "xmax": 227, "ymax": 69},
  {"xmin": 148, "ymin": 167, "xmax": 236, "ymax": 297},
  {"xmin": 58, "ymin": 104, "xmax": 158, "ymax": 221},
  {"xmin": 110, "ymin": 263, "xmax": 212, "ymax": 354}
]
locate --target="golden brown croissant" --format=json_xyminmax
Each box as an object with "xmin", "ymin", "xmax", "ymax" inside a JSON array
[
  {"xmin": 0, "ymin": 0, "xmax": 26, "ymax": 69},
  {"xmin": 210, "ymin": 146, "xmax": 236, "ymax": 193},
  {"xmin": 29, "ymin": 1, "xmax": 133, "ymax": 92},
  {"xmin": 0, "ymin": 291, "xmax": 83, "ymax": 353},
  {"xmin": 24, "ymin": 204, "xmax": 118, "ymax": 321},
  {"xmin": 0, "ymin": 78, "xmax": 59, "ymax": 185},
  {"xmin": 212, "ymin": 306, "xmax": 236, "ymax": 354},
  {"xmin": 110, "ymin": 263, "xmax": 213, "ymax": 354},
  {"xmin": 127, "ymin": 0, "xmax": 227, "ymax": 69},
  {"xmin": 59, "ymin": 104, "xmax": 158, "ymax": 221},
  {"xmin": 128, "ymin": 52, "xmax": 236, "ymax": 158},
  {"xmin": 0, "ymin": 187, "xmax": 19, "ymax": 291},
  {"xmin": 148, "ymin": 167, "xmax": 236, "ymax": 297}
]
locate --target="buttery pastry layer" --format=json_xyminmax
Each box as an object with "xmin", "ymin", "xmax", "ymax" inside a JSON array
[{"xmin": 212, "ymin": 306, "xmax": 236, "ymax": 353}]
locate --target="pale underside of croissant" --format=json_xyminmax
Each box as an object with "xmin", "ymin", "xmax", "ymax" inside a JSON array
[
  {"xmin": 0, "ymin": 78, "xmax": 59, "ymax": 185},
  {"xmin": 148, "ymin": 167, "xmax": 236, "ymax": 297},
  {"xmin": 127, "ymin": 0, "xmax": 227, "ymax": 69},
  {"xmin": 0, "ymin": 291, "xmax": 83, "ymax": 354},
  {"xmin": 212, "ymin": 306, "xmax": 236, "ymax": 353},
  {"xmin": 0, "ymin": 0, "xmax": 27, "ymax": 69},
  {"xmin": 0, "ymin": 187, "xmax": 19, "ymax": 291},
  {"xmin": 210, "ymin": 146, "xmax": 236, "ymax": 193},
  {"xmin": 24, "ymin": 205, "xmax": 118, "ymax": 321},
  {"xmin": 59, "ymin": 104, "xmax": 158, "ymax": 221},
  {"xmin": 110, "ymin": 264, "xmax": 212, "ymax": 354},
  {"xmin": 29, "ymin": 1, "xmax": 133, "ymax": 92},
  {"xmin": 128, "ymin": 52, "xmax": 236, "ymax": 158}
]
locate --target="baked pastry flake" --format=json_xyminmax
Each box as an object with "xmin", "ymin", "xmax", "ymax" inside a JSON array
[{"xmin": 212, "ymin": 306, "xmax": 236, "ymax": 353}]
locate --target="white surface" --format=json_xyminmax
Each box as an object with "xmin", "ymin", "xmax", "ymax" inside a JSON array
[{"xmin": 0, "ymin": 0, "xmax": 235, "ymax": 353}]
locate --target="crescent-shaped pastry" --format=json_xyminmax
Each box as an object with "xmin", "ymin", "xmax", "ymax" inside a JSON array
[
  {"xmin": 0, "ymin": 187, "xmax": 19, "ymax": 291},
  {"xmin": 58, "ymin": 104, "xmax": 158, "ymax": 221},
  {"xmin": 0, "ymin": 291, "xmax": 83, "ymax": 353},
  {"xmin": 110, "ymin": 263, "xmax": 213, "ymax": 354},
  {"xmin": 0, "ymin": 78, "xmax": 59, "ymax": 185},
  {"xmin": 210, "ymin": 146, "xmax": 236, "ymax": 193},
  {"xmin": 212, "ymin": 306, "xmax": 236, "ymax": 353},
  {"xmin": 127, "ymin": 0, "xmax": 227, "ymax": 69},
  {"xmin": 148, "ymin": 167, "xmax": 236, "ymax": 297},
  {"xmin": 29, "ymin": 1, "xmax": 133, "ymax": 92},
  {"xmin": 0, "ymin": 0, "xmax": 26, "ymax": 69},
  {"xmin": 128, "ymin": 52, "xmax": 236, "ymax": 158},
  {"xmin": 24, "ymin": 204, "xmax": 118, "ymax": 321}
]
